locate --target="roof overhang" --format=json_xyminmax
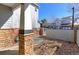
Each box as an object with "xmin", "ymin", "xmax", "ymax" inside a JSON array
[
  {"xmin": 1, "ymin": 3, "xmax": 20, "ymax": 8},
  {"xmin": 30, "ymin": 3, "xmax": 39, "ymax": 8}
]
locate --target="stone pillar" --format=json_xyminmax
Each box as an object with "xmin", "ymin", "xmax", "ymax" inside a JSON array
[
  {"xmin": 24, "ymin": 33, "xmax": 34, "ymax": 55},
  {"xmin": 19, "ymin": 3, "xmax": 25, "ymax": 55},
  {"xmin": 19, "ymin": 33, "xmax": 34, "ymax": 55},
  {"xmin": 74, "ymin": 30, "xmax": 77, "ymax": 43},
  {"xmin": 19, "ymin": 3, "xmax": 34, "ymax": 55}
]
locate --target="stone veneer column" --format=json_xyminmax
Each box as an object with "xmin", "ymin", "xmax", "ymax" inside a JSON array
[
  {"xmin": 19, "ymin": 3, "xmax": 34, "ymax": 55},
  {"xmin": 24, "ymin": 33, "xmax": 34, "ymax": 55},
  {"xmin": 19, "ymin": 3, "xmax": 25, "ymax": 55}
]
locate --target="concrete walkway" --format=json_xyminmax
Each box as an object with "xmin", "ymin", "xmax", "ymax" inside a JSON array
[
  {"xmin": 0, "ymin": 43, "xmax": 18, "ymax": 55},
  {"xmin": 34, "ymin": 36, "xmax": 44, "ymax": 45}
]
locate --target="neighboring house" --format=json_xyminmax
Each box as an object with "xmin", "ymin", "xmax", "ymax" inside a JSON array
[
  {"xmin": 61, "ymin": 16, "xmax": 79, "ymax": 29},
  {"xmin": 44, "ymin": 16, "xmax": 79, "ymax": 30},
  {"xmin": 42, "ymin": 19, "xmax": 61, "ymax": 29},
  {"xmin": 0, "ymin": 3, "xmax": 39, "ymax": 54},
  {"xmin": 52, "ymin": 19, "xmax": 62, "ymax": 29},
  {"xmin": 61, "ymin": 16, "xmax": 72, "ymax": 29},
  {"xmin": 41, "ymin": 20, "xmax": 54, "ymax": 28},
  {"xmin": 42, "ymin": 19, "xmax": 62, "ymax": 29},
  {"xmin": 61, "ymin": 16, "xmax": 72, "ymax": 25}
]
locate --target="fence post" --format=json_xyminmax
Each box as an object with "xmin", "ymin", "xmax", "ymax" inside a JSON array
[{"xmin": 74, "ymin": 29, "xmax": 77, "ymax": 43}]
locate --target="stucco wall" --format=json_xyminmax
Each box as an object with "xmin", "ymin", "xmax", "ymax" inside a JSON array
[
  {"xmin": 25, "ymin": 4, "xmax": 40, "ymax": 30},
  {"xmin": 46, "ymin": 29, "xmax": 74, "ymax": 42},
  {"xmin": 24, "ymin": 4, "xmax": 32, "ymax": 30},
  {"xmin": 0, "ymin": 4, "xmax": 21, "ymax": 29},
  {"xmin": 30, "ymin": 4, "xmax": 40, "ymax": 29},
  {"xmin": 77, "ymin": 30, "xmax": 79, "ymax": 47},
  {"xmin": 0, "ymin": 4, "xmax": 39, "ymax": 30},
  {"xmin": 12, "ymin": 5, "xmax": 21, "ymax": 28}
]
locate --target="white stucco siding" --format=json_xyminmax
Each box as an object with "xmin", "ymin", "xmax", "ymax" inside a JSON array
[
  {"xmin": 30, "ymin": 4, "xmax": 40, "ymax": 29},
  {"xmin": 24, "ymin": 4, "xmax": 32, "ymax": 30},
  {"xmin": 24, "ymin": 3, "xmax": 40, "ymax": 30},
  {"xmin": 35, "ymin": 7, "xmax": 40, "ymax": 28},
  {"xmin": 12, "ymin": 5, "xmax": 21, "ymax": 28},
  {"xmin": 1, "ymin": 5, "xmax": 21, "ymax": 29},
  {"xmin": 0, "ymin": 3, "xmax": 39, "ymax": 30}
]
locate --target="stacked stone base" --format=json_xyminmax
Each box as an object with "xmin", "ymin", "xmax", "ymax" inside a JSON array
[
  {"xmin": 0, "ymin": 28, "xmax": 19, "ymax": 49},
  {"xmin": 19, "ymin": 33, "xmax": 34, "ymax": 55},
  {"xmin": 0, "ymin": 28, "xmax": 34, "ymax": 54},
  {"xmin": 24, "ymin": 33, "xmax": 34, "ymax": 54}
]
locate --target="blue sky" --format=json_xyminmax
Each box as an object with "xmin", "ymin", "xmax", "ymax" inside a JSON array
[{"xmin": 38, "ymin": 3, "xmax": 72, "ymax": 21}]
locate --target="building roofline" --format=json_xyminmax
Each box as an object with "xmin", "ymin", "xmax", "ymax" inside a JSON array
[
  {"xmin": 61, "ymin": 16, "xmax": 72, "ymax": 19},
  {"xmin": 30, "ymin": 3, "xmax": 39, "ymax": 8}
]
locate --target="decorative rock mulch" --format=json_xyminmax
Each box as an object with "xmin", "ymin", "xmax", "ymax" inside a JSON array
[{"xmin": 34, "ymin": 37, "xmax": 79, "ymax": 55}]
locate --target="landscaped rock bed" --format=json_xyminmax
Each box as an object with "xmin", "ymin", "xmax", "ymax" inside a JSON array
[{"xmin": 34, "ymin": 37, "xmax": 79, "ymax": 55}]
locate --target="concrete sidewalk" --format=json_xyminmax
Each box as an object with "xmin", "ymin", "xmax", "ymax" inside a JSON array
[{"xmin": 0, "ymin": 43, "xmax": 18, "ymax": 55}]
